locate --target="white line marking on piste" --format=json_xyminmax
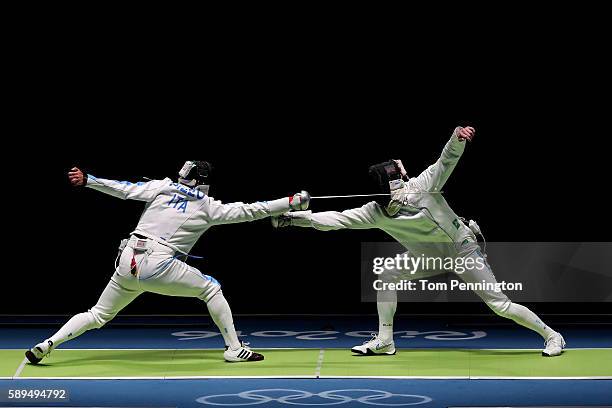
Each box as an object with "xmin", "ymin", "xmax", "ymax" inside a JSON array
[
  {"xmin": 16, "ymin": 375, "xmax": 317, "ymax": 380},
  {"xmin": 14, "ymin": 375, "xmax": 612, "ymax": 380},
  {"xmin": 13, "ymin": 357, "xmax": 27, "ymax": 378},
  {"xmin": 315, "ymin": 349, "xmax": 325, "ymax": 378},
  {"xmin": 317, "ymin": 375, "xmax": 612, "ymax": 380}
]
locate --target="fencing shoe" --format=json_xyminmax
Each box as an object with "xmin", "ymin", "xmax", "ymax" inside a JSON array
[
  {"xmin": 224, "ymin": 342, "xmax": 264, "ymax": 362},
  {"xmin": 542, "ymin": 332, "xmax": 566, "ymax": 357},
  {"xmin": 351, "ymin": 334, "xmax": 396, "ymax": 355},
  {"xmin": 25, "ymin": 340, "xmax": 53, "ymax": 364}
]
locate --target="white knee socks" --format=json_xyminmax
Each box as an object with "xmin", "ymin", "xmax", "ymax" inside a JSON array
[
  {"xmin": 377, "ymin": 290, "xmax": 397, "ymax": 342},
  {"xmin": 502, "ymin": 302, "xmax": 556, "ymax": 340},
  {"xmin": 46, "ymin": 292, "xmax": 242, "ymax": 352},
  {"xmin": 47, "ymin": 311, "xmax": 99, "ymax": 349},
  {"xmin": 376, "ymin": 292, "xmax": 556, "ymax": 342},
  {"xmin": 206, "ymin": 291, "xmax": 241, "ymax": 350}
]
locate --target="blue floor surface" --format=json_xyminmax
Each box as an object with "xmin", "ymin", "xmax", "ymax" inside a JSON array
[
  {"xmin": 1, "ymin": 317, "xmax": 610, "ymax": 349},
  {"xmin": 1, "ymin": 316, "xmax": 610, "ymax": 407}
]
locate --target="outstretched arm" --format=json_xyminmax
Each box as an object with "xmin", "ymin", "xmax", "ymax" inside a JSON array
[
  {"xmin": 274, "ymin": 201, "xmax": 381, "ymax": 231},
  {"xmin": 68, "ymin": 167, "xmax": 167, "ymax": 202},
  {"xmin": 413, "ymin": 126, "xmax": 475, "ymax": 192},
  {"xmin": 208, "ymin": 191, "xmax": 310, "ymax": 225}
]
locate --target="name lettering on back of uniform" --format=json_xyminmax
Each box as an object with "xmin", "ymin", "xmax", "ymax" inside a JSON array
[
  {"xmin": 166, "ymin": 183, "xmax": 206, "ymax": 213},
  {"xmin": 168, "ymin": 194, "xmax": 189, "ymax": 213}
]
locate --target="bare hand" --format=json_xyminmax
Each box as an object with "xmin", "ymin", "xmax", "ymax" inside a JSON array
[
  {"xmin": 457, "ymin": 126, "xmax": 476, "ymax": 142},
  {"xmin": 68, "ymin": 167, "xmax": 86, "ymax": 186}
]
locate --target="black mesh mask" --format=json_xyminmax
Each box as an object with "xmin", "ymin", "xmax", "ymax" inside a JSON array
[
  {"xmin": 368, "ymin": 160, "xmax": 402, "ymax": 207},
  {"xmin": 178, "ymin": 161, "xmax": 212, "ymax": 187}
]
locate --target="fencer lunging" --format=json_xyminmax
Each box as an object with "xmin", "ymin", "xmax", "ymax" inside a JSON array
[
  {"xmin": 26, "ymin": 161, "xmax": 310, "ymax": 364},
  {"xmin": 273, "ymin": 126, "xmax": 565, "ymax": 357}
]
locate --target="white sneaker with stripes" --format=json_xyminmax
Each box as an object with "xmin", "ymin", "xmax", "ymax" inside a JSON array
[
  {"xmin": 224, "ymin": 342, "xmax": 264, "ymax": 362},
  {"xmin": 25, "ymin": 340, "xmax": 54, "ymax": 364}
]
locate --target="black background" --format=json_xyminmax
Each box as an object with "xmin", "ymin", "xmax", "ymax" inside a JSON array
[{"xmin": 3, "ymin": 37, "xmax": 611, "ymax": 317}]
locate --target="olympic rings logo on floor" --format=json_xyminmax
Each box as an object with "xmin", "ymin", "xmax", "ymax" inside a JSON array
[
  {"xmin": 195, "ymin": 388, "xmax": 433, "ymax": 406},
  {"xmin": 173, "ymin": 330, "xmax": 487, "ymax": 341}
]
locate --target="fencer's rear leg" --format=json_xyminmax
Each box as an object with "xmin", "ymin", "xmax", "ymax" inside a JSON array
[
  {"xmin": 462, "ymin": 251, "xmax": 565, "ymax": 357},
  {"xmin": 26, "ymin": 277, "xmax": 141, "ymax": 364}
]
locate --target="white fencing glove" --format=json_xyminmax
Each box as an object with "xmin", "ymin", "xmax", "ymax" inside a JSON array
[
  {"xmin": 271, "ymin": 213, "xmax": 293, "ymax": 228},
  {"xmin": 289, "ymin": 190, "xmax": 310, "ymax": 211},
  {"xmin": 272, "ymin": 211, "xmax": 311, "ymax": 228}
]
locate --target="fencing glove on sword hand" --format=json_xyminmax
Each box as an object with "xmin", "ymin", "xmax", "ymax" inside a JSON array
[
  {"xmin": 271, "ymin": 211, "xmax": 311, "ymax": 228},
  {"xmin": 271, "ymin": 213, "xmax": 293, "ymax": 228},
  {"xmin": 289, "ymin": 190, "xmax": 311, "ymax": 211}
]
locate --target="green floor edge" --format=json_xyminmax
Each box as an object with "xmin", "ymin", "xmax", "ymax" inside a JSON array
[{"xmin": 3, "ymin": 348, "xmax": 611, "ymax": 379}]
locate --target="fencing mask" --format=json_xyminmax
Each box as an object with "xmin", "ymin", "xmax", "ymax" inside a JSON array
[
  {"xmin": 368, "ymin": 160, "xmax": 408, "ymax": 216},
  {"xmin": 178, "ymin": 161, "xmax": 212, "ymax": 189}
]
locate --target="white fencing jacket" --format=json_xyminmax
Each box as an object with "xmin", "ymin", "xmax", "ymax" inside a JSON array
[
  {"xmin": 85, "ymin": 177, "xmax": 291, "ymax": 254},
  {"xmin": 289, "ymin": 128, "xmax": 478, "ymax": 257}
]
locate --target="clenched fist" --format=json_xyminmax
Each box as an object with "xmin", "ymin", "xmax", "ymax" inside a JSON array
[
  {"xmin": 68, "ymin": 167, "xmax": 86, "ymax": 186},
  {"xmin": 457, "ymin": 126, "xmax": 476, "ymax": 142}
]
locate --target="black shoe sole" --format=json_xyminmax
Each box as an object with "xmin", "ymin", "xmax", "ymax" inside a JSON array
[
  {"xmin": 351, "ymin": 348, "xmax": 396, "ymax": 356},
  {"xmin": 25, "ymin": 350, "xmax": 42, "ymax": 364},
  {"xmin": 247, "ymin": 353, "xmax": 264, "ymax": 362}
]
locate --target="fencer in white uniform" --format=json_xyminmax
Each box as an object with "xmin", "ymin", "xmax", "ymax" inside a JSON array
[
  {"xmin": 274, "ymin": 127, "xmax": 565, "ymax": 357},
  {"xmin": 26, "ymin": 161, "xmax": 310, "ymax": 364}
]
